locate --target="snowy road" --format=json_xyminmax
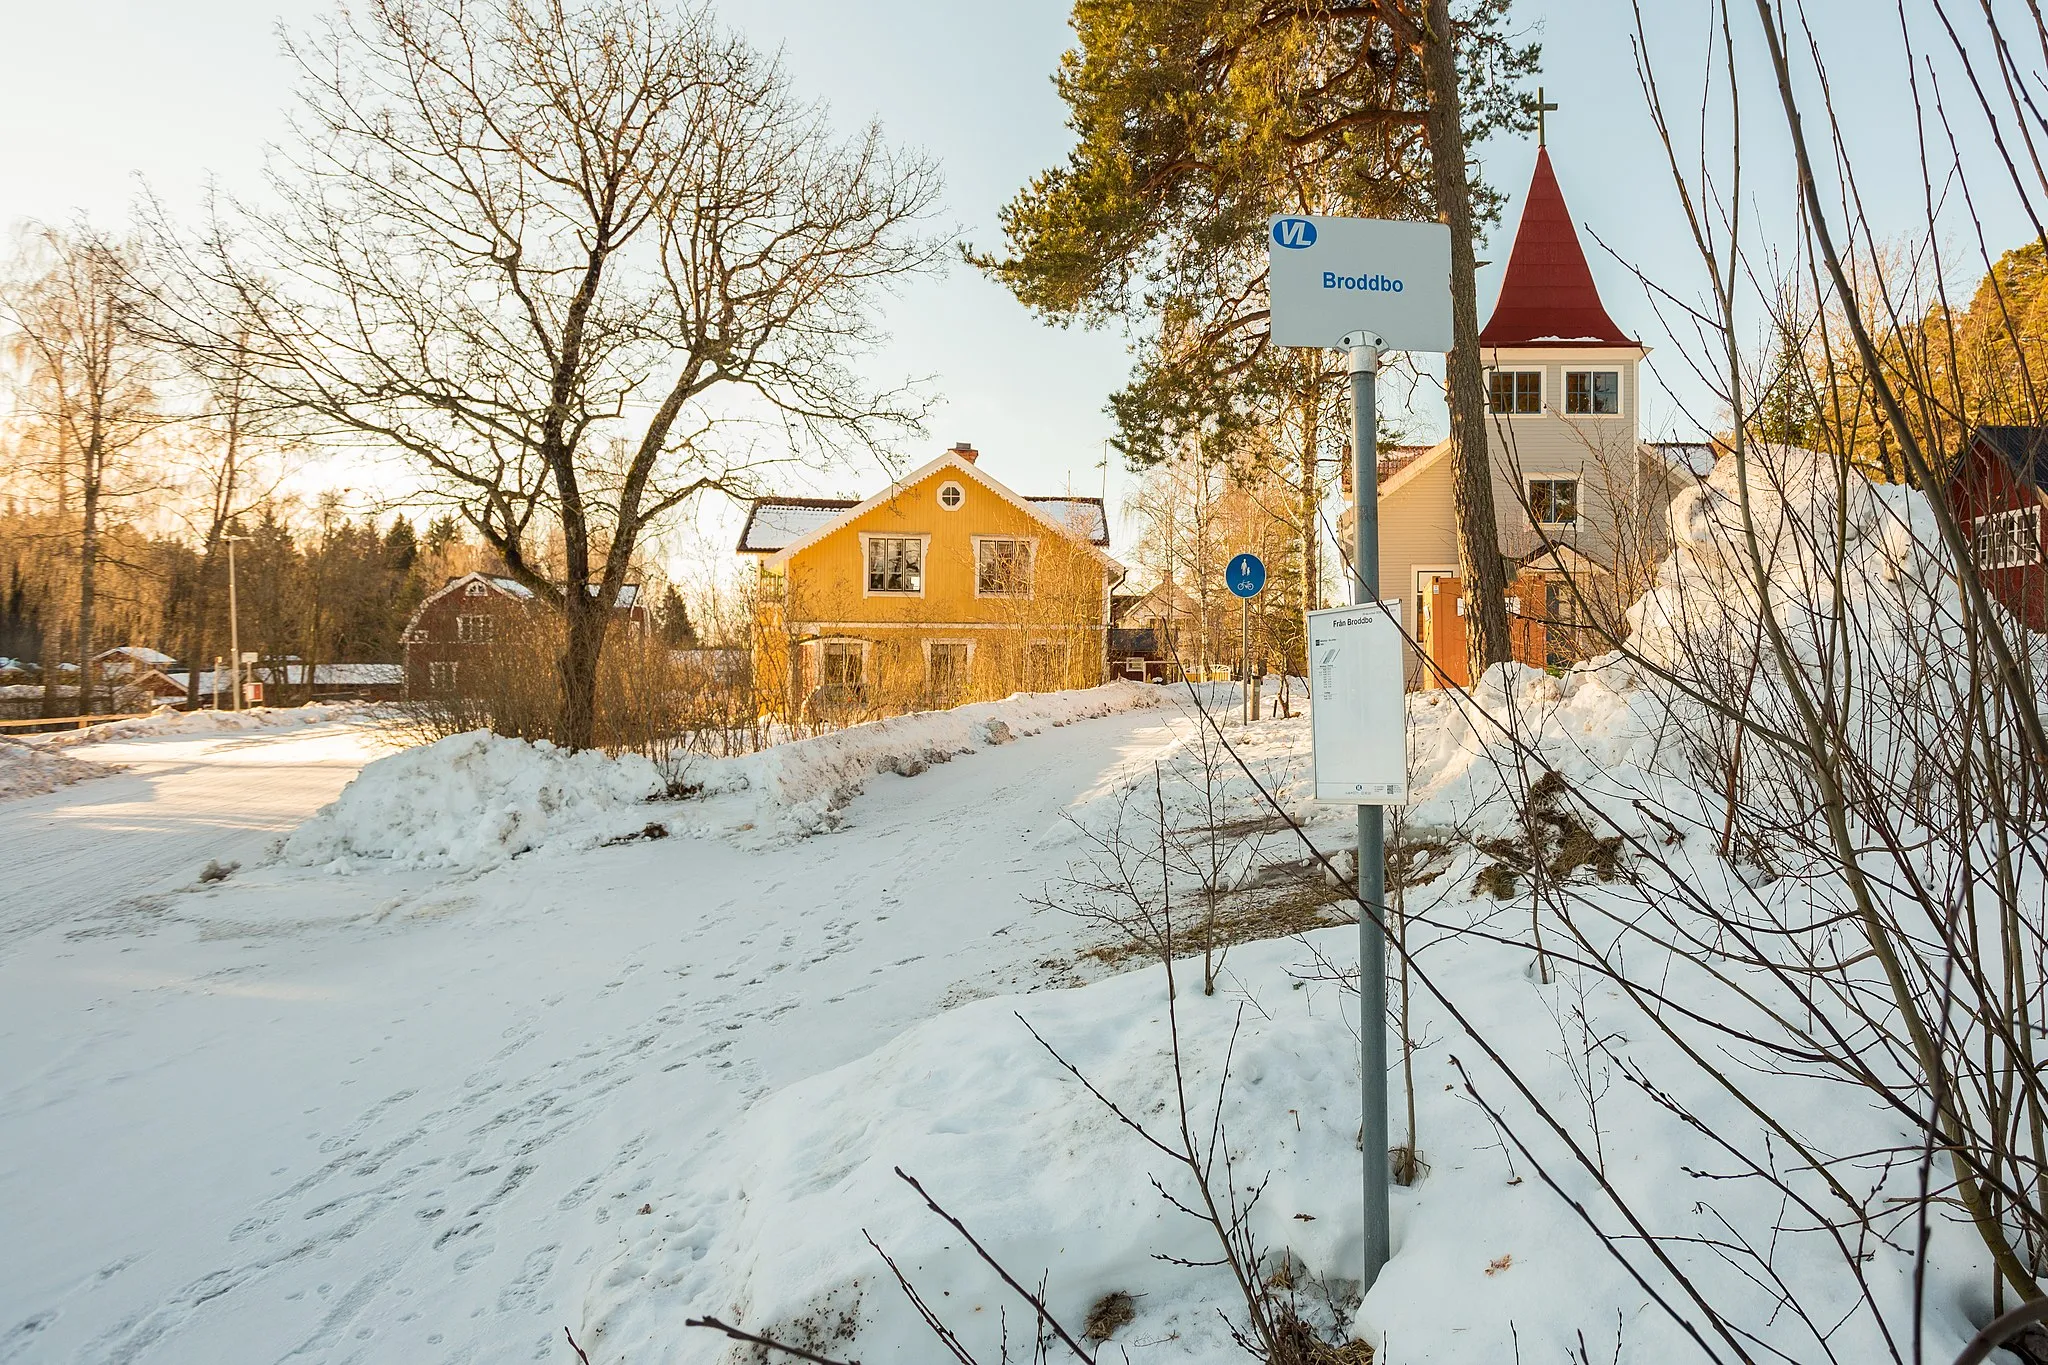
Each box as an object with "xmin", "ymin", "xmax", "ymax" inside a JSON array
[
  {"xmin": 0, "ymin": 725, "xmax": 385, "ymax": 951},
  {"xmin": 0, "ymin": 701, "xmax": 1192, "ymax": 1364}
]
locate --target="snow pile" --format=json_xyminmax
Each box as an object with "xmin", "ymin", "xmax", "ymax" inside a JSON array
[
  {"xmin": 588, "ymin": 936, "xmax": 1368, "ymax": 1363},
  {"xmin": 278, "ymin": 683, "xmax": 1167, "ymax": 869},
  {"xmin": 690, "ymin": 682, "xmax": 1167, "ymax": 839},
  {"xmin": 48, "ymin": 703, "xmax": 366, "ymax": 747},
  {"xmin": 0, "ymin": 737, "xmax": 119, "ymax": 801},
  {"xmin": 586, "ymin": 919, "xmax": 1985, "ymax": 1364},
  {"xmin": 278, "ymin": 729, "xmax": 667, "ymax": 870}
]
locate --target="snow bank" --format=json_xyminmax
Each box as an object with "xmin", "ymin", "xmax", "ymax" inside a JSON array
[
  {"xmin": 689, "ymin": 682, "xmax": 1167, "ymax": 840},
  {"xmin": 586, "ymin": 918, "xmax": 1987, "ymax": 1364},
  {"xmin": 278, "ymin": 729, "xmax": 667, "ymax": 870},
  {"xmin": 280, "ymin": 684, "xmax": 1167, "ymax": 870},
  {"xmin": 0, "ymin": 737, "xmax": 119, "ymax": 801},
  {"xmin": 47, "ymin": 703, "xmax": 367, "ymax": 748}
]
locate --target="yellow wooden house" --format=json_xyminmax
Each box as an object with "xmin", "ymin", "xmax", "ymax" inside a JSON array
[{"xmin": 738, "ymin": 443, "xmax": 1124, "ymax": 720}]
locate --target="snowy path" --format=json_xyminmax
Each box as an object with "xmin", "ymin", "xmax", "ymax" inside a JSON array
[
  {"xmin": 0, "ymin": 726, "xmax": 384, "ymax": 951},
  {"xmin": 0, "ymin": 702, "xmax": 1192, "ymax": 1364}
]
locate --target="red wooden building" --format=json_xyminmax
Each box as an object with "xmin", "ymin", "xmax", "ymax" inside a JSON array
[
  {"xmin": 402, "ymin": 572, "xmax": 649, "ymax": 697},
  {"xmin": 1946, "ymin": 426, "xmax": 2048, "ymax": 631}
]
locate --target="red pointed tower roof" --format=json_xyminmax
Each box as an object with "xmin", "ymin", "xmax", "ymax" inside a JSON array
[{"xmin": 1478, "ymin": 147, "xmax": 1637, "ymax": 349}]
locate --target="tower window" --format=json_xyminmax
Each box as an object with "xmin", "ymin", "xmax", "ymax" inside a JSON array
[
  {"xmin": 1488, "ymin": 370, "xmax": 1542, "ymax": 414},
  {"xmin": 1565, "ymin": 370, "xmax": 1620, "ymax": 415}
]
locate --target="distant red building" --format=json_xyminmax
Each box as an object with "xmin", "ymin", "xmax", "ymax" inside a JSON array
[
  {"xmin": 402, "ymin": 572, "xmax": 649, "ymax": 697},
  {"xmin": 1946, "ymin": 426, "xmax": 2048, "ymax": 631}
]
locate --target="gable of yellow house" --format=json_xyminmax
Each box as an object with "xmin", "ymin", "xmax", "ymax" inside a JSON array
[{"xmin": 738, "ymin": 444, "xmax": 1124, "ymax": 722}]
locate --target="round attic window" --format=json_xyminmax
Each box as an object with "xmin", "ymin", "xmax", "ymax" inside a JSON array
[{"xmin": 937, "ymin": 480, "xmax": 965, "ymax": 510}]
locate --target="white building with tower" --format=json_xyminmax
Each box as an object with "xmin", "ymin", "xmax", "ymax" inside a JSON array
[{"xmin": 1374, "ymin": 146, "xmax": 1711, "ymax": 683}]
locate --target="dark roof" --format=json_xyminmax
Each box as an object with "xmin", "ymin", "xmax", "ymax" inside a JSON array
[
  {"xmin": 1479, "ymin": 147, "xmax": 1637, "ymax": 350},
  {"xmin": 1971, "ymin": 426, "xmax": 2048, "ymax": 490},
  {"xmin": 1108, "ymin": 626, "xmax": 1163, "ymax": 659}
]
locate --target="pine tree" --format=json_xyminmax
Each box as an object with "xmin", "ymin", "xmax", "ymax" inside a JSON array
[
  {"xmin": 973, "ymin": 0, "xmax": 1535, "ymax": 663},
  {"xmin": 659, "ymin": 586, "xmax": 698, "ymax": 649}
]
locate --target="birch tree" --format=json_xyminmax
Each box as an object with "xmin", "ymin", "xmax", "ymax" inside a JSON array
[{"xmin": 1, "ymin": 224, "xmax": 158, "ymax": 715}]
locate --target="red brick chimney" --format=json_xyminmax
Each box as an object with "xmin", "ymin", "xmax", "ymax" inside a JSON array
[{"xmin": 949, "ymin": 441, "xmax": 979, "ymax": 464}]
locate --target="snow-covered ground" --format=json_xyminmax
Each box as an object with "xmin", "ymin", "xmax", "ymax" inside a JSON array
[
  {"xmin": 3, "ymin": 440, "xmax": 2030, "ymax": 1365},
  {"xmin": 0, "ymin": 689, "xmax": 1202, "ymax": 1363}
]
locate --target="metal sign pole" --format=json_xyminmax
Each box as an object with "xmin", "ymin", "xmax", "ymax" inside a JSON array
[
  {"xmin": 1242, "ymin": 597, "xmax": 1252, "ymax": 725},
  {"xmin": 1345, "ymin": 329, "xmax": 1390, "ymax": 1295}
]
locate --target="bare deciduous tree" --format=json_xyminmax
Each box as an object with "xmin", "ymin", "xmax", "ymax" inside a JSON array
[
  {"xmin": 165, "ymin": 0, "xmax": 944, "ymax": 748},
  {"xmin": 1, "ymin": 223, "xmax": 159, "ymax": 715}
]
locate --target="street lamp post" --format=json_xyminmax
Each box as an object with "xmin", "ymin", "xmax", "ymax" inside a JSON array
[{"xmin": 223, "ymin": 534, "xmax": 251, "ymax": 711}]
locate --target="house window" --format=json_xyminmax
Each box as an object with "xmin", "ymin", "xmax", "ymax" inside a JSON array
[
  {"xmin": 1528, "ymin": 478, "xmax": 1580, "ymax": 527},
  {"xmin": 464, "ymin": 581, "xmax": 487, "ymax": 597},
  {"xmin": 1973, "ymin": 506, "xmax": 2044, "ymax": 569},
  {"xmin": 865, "ymin": 537, "xmax": 924, "ymax": 594},
  {"xmin": 819, "ymin": 640, "xmax": 864, "ymax": 689},
  {"xmin": 428, "ymin": 660, "xmax": 459, "ymax": 691},
  {"xmin": 937, "ymin": 481, "xmax": 965, "ymax": 510},
  {"xmin": 1564, "ymin": 370, "xmax": 1620, "ymax": 415},
  {"xmin": 1488, "ymin": 370, "xmax": 1542, "ymax": 414},
  {"xmin": 926, "ymin": 641, "xmax": 970, "ymax": 698},
  {"xmin": 456, "ymin": 614, "xmax": 494, "ymax": 643},
  {"xmin": 1024, "ymin": 641, "xmax": 1064, "ymax": 691},
  {"xmin": 976, "ymin": 538, "xmax": 1033, "ymax": 596}
]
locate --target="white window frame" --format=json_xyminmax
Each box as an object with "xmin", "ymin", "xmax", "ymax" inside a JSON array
[
  {"xmin": 859, "ymin": 533, "xmax": 931, "ymax": 598},
  {"xmin": 464, "ymin": 580, "xmax": 488, "ymax": 597},
  {"xmin": 936, "ymin": 480, "xmax": 966, "ymax": 511},
  {"xmin": 427, "ymin": 660, "xmax": 460, "ymax": 691},
  {"xmin": 813, "ymin": 637, "xmax": 869, "ymax": 689},
  {"xmin": 1023, "ymin": 637, "xmax": 1067, "ymax": 691},
  {"xmin": 1973, "ymin": 505, "xmax": 2044, "ymax": 570},
  {"xmin": 456, "ymin": 613, "xmax": 494, "ymax": 643},
  {"xmin": 1527, "ymin": 477, "xmax": 1581, "ymax": 529},
  {"xmin": 972, "ymin": 535, "xmax": 1037, "ymax": 598},
  {"xmin": 1562, "ymin": 369, "xmax": 1623, "ymax": 417},
  {"xmin": 922, "ymin": 638, "xmax": 974, "ymax": 690},
  {"xmin": 1487, "ymin": 369, "xmax": 1544, "ymax": 416}
]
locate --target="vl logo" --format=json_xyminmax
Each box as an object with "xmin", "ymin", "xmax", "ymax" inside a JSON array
[{"xmin": 1271, "ymin": 217, "xmax": 1317, "ymax": 249}]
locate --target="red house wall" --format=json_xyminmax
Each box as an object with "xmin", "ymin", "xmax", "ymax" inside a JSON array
[{"xmin": 1947, "ymin": 439, "xmax": 2048, "ymax": 633}]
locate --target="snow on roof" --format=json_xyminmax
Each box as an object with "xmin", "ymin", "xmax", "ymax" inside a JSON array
[
  {"xmin": 488, "ymin": 576, "xmax": 536, "ymax": 600},
  {"xmin": 1022, "ymin": 498, "xmax": 1110, "ymax": 547},
  {"xmin": 93, "ymin": 645, "xmax": 177, "ymax": 666},
  {"xmin": 739, "ymin": 492, "xmax": 1111, "ymax": 553},
  {"xmin": 737, "ymin": 498, "xmax": 860, "ymax": 553},
  {"xmin": 1646, "ymin": 441, "xmax": 1719, "ymax": 477}
]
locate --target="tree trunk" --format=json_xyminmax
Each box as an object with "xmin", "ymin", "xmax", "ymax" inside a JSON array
[
  {"xmin": 1419, "ymin": 0, "xmax": 1513, "ymax": 679},
  {"xmin": 186, "ymin": 549, "xmax": 216, "ymax": 711},
  {"xmin": 77, "ymin": 444, "xmax": 101, "ymax": 716},
  {"xmin": 559, "ymin": 591, "xmax": 607, "ymax": 751}
]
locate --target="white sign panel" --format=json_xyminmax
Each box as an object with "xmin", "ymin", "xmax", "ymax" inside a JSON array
[
  {"xmin": 1307, "ymin": 601, "xmax": 1408, "ymax": 805},
  {"xmin": 1267, "ymin": 215, "xmax": 1452, "ymax": 352}
]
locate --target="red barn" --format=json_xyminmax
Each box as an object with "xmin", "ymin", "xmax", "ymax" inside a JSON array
[
  {"xmin": 1946, "ymin": 426, "xmax": 2048, "ymax": 631},
  {"xmin": 402, "ymin": 572, "xmax": 649, "ymax": 697}
]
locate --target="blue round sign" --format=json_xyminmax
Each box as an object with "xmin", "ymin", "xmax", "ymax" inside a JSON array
[{"xmin": 1226, "ymin": 553, "xmax": 1266, "ymax": 598}]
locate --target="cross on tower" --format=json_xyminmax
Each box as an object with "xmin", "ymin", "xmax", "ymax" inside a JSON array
[{"xmin": 1536, "ymin": 86, "xmax": 1559, "ymax": 147}]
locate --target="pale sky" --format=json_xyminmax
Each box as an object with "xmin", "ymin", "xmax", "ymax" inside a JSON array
[{"xmin": 0, "ymin": 0, "xmax": 2029, "ymax": 559}]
